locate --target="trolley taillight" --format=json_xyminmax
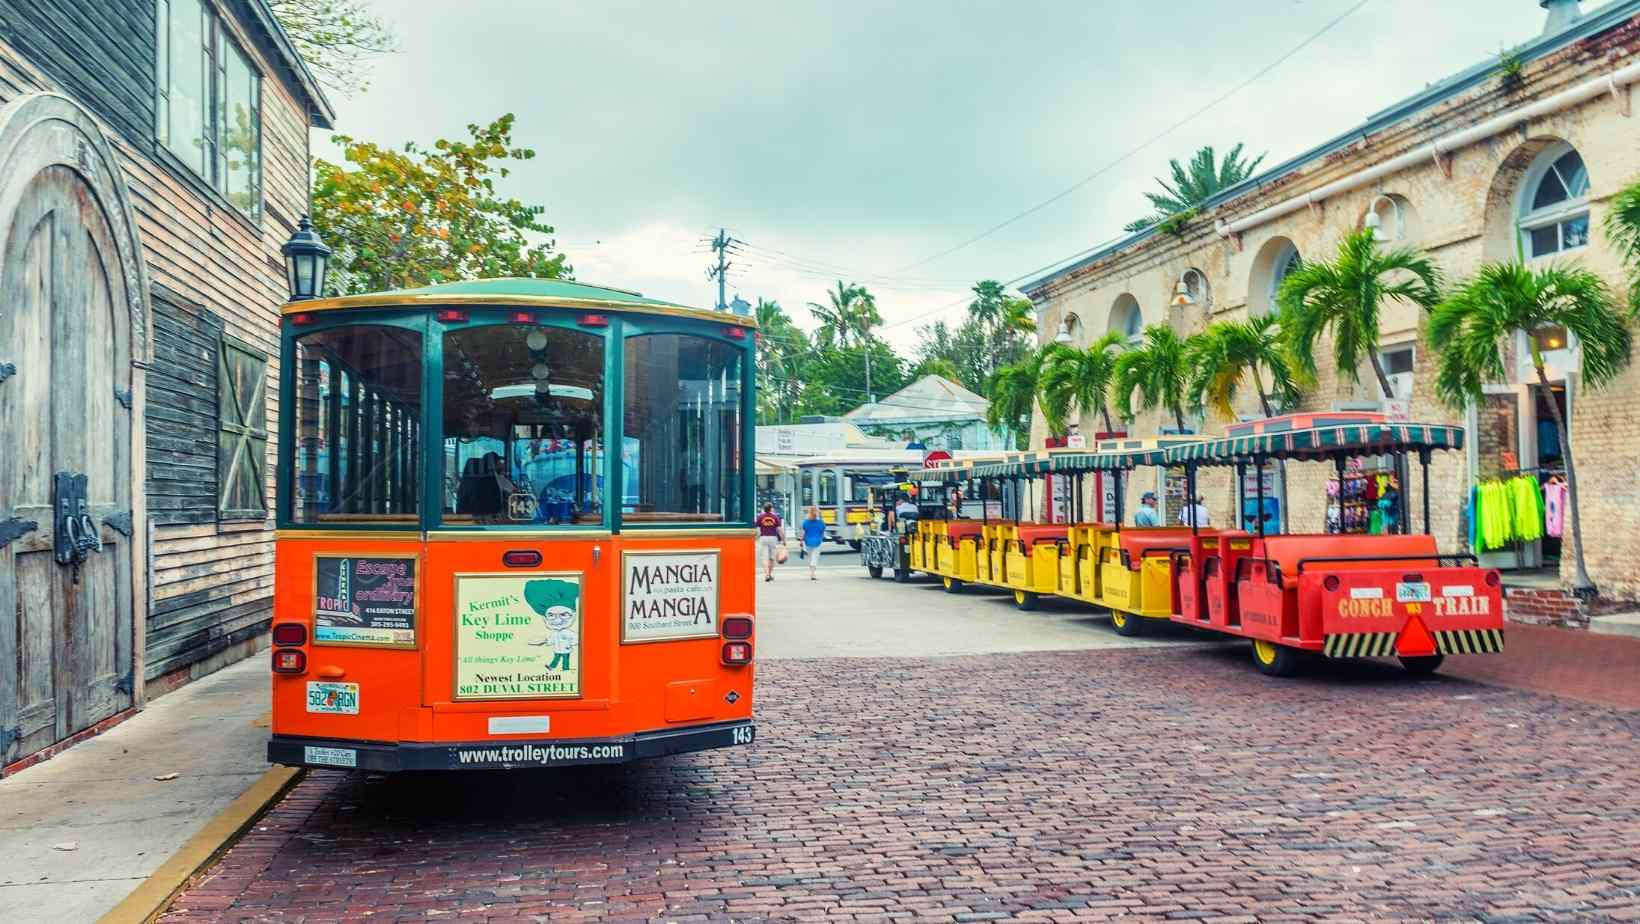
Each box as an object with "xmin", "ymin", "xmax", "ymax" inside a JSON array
[
  {"xmin": 272, "ymin": 649, "xmax": 307, "ymax": 674},
  {"xmin": 271, "ymin": 622, "xmax": 308, "ymax": 646},
  {"xmin": 722, "ymin": 616, "xmax": 754, "ymax": 639},
  {"xmin": 721, "ymin": 641, "xmax": 753, "ymax": 665}
]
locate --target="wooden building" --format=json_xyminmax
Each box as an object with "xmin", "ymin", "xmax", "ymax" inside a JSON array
[{"xmin": 0, "ymin": 0, "xmax": 333, "ymax": 774}]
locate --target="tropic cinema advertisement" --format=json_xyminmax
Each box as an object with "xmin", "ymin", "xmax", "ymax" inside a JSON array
[
  {"xmin": 454, "ymin": 574, "xmax": 582, "ymax": 700},
  {"xmin": 623, "ymin": 550, "xmax": 719, "ymax": 642}
]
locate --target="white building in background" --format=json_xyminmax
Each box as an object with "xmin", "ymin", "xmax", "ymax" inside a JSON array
[{"xmin": 844, "ymin": 376, "xmax": 1010, "ymax": 452}]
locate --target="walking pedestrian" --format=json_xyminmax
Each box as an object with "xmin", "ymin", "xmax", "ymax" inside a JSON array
[
  {"xmin": 756, "ymin": 504, "xmax": 785, "ymax": 582},
  {"xmin": 1135, "ymin": 491, "xmax": 1161, "ymax": 527},
  {"xmin": 1180, "ymin": 495, "xmax": 1211, "ymax": 528},
  {"xmin": 801, "ymin": 506, "xmax": 826, "ymax": 580}
]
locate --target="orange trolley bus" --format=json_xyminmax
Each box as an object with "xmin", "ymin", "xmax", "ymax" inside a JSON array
[{"xmin": 267, "ymin": 278, "xmax": 757, "ymax": 772}]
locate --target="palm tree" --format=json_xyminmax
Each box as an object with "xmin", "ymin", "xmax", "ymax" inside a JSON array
[
  {"xmin": 1280, "ymin": 229, "xmax": 1443, "ymax": 400},
  {"xmin": 1428, "ymin": 263, "xmax": 1633, "ymax": 592},
  {"xmin": 1189, "ymin": 313, "xmax": 1303, "ymax": 421},
  {"xmin": 1113, "ymin": 324, "xmax": 1199, "ymax": 434},
  {"xmin": 986, "ymin": 351, "xmax": 1045, "ymax": 450},
  {"xmin": 754, "ymin": 298, "xmax": 806, "ymax": 424},
  {"xmin": 1125, "ymin": 144, "xmax": 1267, "ymax": 232},
  {"xmin": 1602, "ymin": 178, "xmax": 1640, "ymax": 316},
  {"xmin": 808, "ymin": 281, "xmax": 882, "ymax": 350},
  {"xmin": 1038, "ymin": 331, "xmax": 1125, "ymax": 434}
]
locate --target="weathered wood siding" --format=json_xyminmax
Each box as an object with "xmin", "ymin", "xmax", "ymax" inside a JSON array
[
  {"xmin": 0, "ymin": 1, "xmax": 318, "ymax": 683},
  {"xmin": 0, "ymin": 0, "xmax": 156, "ymax": 146}
]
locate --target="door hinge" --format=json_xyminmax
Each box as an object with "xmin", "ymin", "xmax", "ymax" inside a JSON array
[
  {"xmin": 0, "ymin": 362, "xmax": 14, "ymax": 383},
  {"xmin": 0, "ymin": 517, "xmax": 37, "ymax": 550},
  {"xmin": 114, "ymin": 387, "xmax": 132, "ymax": 409},
  {"xmin": 104, "ymin": 511, "xmax": 133, "ymax": 537},
  {"xmin": 114, "ymin": 672, "xmax": 134, "ymax": 695},
  {"xmin": 0, "ymin": 725, "xmax": 20, "ymax": 752}
]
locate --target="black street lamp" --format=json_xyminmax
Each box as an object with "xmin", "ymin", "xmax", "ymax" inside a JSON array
[{"xmin": 281, "ymin": 214, "xmax": 331, "ymax": 301}]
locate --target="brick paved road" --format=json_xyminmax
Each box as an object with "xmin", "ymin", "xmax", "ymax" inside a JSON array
[{"xmin": 165, "ymin": 572, "xmax": 1640, "ymax": 923}]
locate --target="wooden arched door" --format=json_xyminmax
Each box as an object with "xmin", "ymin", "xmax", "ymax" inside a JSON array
[{"xmin": 0, "ymin": 94, "xmax": 148, "ymax": 767}]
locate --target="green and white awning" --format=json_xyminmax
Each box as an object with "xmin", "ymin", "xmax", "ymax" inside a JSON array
[{"xmin": 1164, "ymin": 422, "xmax": 1465, "ymax": 463}]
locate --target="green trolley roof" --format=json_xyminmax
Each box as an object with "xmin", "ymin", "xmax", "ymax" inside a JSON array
[{"xmin": 282, "ymin": 276, "xmax": 755, "ymax": 326}]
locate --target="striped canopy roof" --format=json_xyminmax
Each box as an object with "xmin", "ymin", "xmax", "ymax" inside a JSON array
[{"xmin": 1164, "ymin": 421, "xmax": 1464, "ymax": 463}]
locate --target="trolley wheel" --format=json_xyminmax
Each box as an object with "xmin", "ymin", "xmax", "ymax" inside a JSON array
[
  {"xmin": 1109, "ymin": 608, "xmax": 1146, "ymax": 637},
  {"xmin": 1013, "ymin": 589, "xmax": 1039, "ymax": 611},
  {"xmin": 1398, "ymin": 654, "xmax": 1445, "ymax": 676},
  {"xmin": 848, "ymin": 540, "xmax": 862, "ymax": 552},
  {"xmin": 1251, "ymin": 639, "xmax": 1302, "ymax": 677},
  {"xmin": 943, "ymin": 576, "xmax": 965, "ymax": 594},
  {"xmin": 894, "ymin": 568, "xmax": 911, "ymax": 583},
  {"xmin": 867, "ymin": 564, "xmax": 884, "ymax": 579}
]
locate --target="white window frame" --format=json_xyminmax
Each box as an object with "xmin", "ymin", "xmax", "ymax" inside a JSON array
[
  {"xmin": 156, "ymin": 0, "xmax": 264, "ymax": 220},
  {"xmin": 1262, "ymin": 242, "xmax": 1301, "ymax": 317},
  {"xmin": 1517, "ymin": 143, "xmax": 1590, "ymax": 260},
  {"xmin": 1379, "ymin": 343, "xmax": 1415, "ymax": 400}
]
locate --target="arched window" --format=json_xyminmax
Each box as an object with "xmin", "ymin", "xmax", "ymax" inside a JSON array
[
  {"xmin": 1267, "ymin": 243, "xmax": 1301, "ymax": 314},
  {"xmin": 1519, "ymin": 146, "xmax": 1590, "ymax": 259},
  {"xmin": 1363, "ymin": 194, "xmax": 1414, "ymax": 242},
  {"xmin": 1109, "ymin": 295, "xmax": 1143, "ymax": 343},
  {"xmin": 1249, "ymin": 237, "xmax": 1301, "ymax": 317},
  {"xmin": 1064, "ymin": 313, "xmax": 1082, "ymax": 344}
]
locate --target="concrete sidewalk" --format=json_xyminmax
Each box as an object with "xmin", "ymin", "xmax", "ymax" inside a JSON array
[{"xmin": 0, "ymin": 656, "xmax": 275, "ymax": 923}]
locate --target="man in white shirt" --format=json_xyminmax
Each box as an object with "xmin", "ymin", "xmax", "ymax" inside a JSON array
[{"xmin": 1180, "ymin": 496, "xmax": 1211, "ymax": 528}]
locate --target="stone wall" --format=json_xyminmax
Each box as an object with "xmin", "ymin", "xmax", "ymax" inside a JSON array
[{"xmin": 1028, "ymin": 15, "xmax": 1640, "ymax": 601}]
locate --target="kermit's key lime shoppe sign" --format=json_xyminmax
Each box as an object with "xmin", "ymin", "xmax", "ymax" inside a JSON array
[{"xmin": 454, "ymin": 574, "xmax": 582, "ymax": 700}]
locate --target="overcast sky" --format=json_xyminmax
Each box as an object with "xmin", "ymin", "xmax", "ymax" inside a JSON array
[{"xmin": 326, "ymin": 0, "xmax": 1569, "ymax": 349}]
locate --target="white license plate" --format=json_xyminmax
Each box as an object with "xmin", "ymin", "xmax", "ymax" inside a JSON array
[
  {"xmin": 303, "ymin": 745, "xmax": 357, "ymax": 768},
  {"xmin": 306, "ymin": 682, "xmax": 359, "ymax": 715},
  {"xmin": 1349, "ymin": 587, "xmax": 1384, "ymax": 600},
  {"xmin": 1396, "ymin": 582, "xmax": 1432, "ymax": 603},
  {"xmin": 1442, "ymin": 585, "xmax": 1474, "ymax": 597}
]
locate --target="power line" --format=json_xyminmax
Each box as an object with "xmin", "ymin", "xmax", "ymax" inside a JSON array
[{"xmin": 889, "ymin": 0, "xmax": 1374, "ymax": 274}]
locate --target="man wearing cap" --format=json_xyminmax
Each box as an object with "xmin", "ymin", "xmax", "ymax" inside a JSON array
[{"xmin": 1135, "ymin": 491, "xmax": 1161, "ymax": 527}]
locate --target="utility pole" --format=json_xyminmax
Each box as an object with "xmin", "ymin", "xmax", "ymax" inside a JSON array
[{"xmin": 705, "ymin": 228, "xmax": 737, "ymax": 311}]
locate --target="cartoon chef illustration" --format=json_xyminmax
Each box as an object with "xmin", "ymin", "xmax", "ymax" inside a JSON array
[{"xmin": 524, "ymin": 578, "xmax": 579, "ymax": 672}]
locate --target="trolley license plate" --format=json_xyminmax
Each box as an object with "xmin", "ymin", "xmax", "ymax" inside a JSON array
[{"xmin": 1396, "ymin": 581, "xmax": 1432, "ymax": 603}]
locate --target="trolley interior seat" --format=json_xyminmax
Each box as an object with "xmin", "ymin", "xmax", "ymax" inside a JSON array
[
  {"xmin": 1016, "ymin": 524, "xmax": 1069, "ymax": 546},
  {"xmin": 946, "ymin": 520, "xmax": 985, "ymax": 542},
  {"xmin": 1250, "ymin": 534, "xmax": 1440, "ymax": 588}
]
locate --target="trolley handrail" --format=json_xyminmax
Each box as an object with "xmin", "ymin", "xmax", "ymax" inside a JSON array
[{"xmin": 1294, "ymin": 553, "xmax": 1475, "ymax": 574}]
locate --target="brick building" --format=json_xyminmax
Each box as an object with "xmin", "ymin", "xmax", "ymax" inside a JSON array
[
  {"xmin": 0, "ymin": 0, "xmax": 332, "ymax": 773},
  {"xmin": 1022, "ymin": 0, "xmax": 1640, "ymax": 624}
]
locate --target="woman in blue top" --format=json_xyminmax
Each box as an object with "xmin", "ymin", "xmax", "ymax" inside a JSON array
[{"xmin": 801, "ymin": 506, "xmax": 827, "ymax": 580}]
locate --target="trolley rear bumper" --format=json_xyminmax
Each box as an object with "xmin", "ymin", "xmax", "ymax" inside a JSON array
[{"xmin": 269, "ymin": 719, "xmax": 756, "ymax": 772}]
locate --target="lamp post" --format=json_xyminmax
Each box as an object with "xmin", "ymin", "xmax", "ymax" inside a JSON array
[
  {"xmin": 282, "ymin": 214, "xmax": 332, "ymax": 301},
  {"xmin": 1054, "ymin": 320, "xmax": 1073, "ymax": 345}
]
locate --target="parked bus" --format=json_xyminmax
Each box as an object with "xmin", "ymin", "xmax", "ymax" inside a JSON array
[{"xmin": 267, "ymin": 278, "xmax": 757, "ymax": 771}]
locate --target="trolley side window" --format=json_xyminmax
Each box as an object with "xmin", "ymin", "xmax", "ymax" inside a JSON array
[
  {"xmin": 623, "ymin": 334, "xmax": 744, "ymax": 524},
  {"xmin": 291, "ymin": 324, "xmax": 424, "ymax": 524},
  {"xmin": 441, "ymin": 323, "xmax": 605, "ymax": 527}
]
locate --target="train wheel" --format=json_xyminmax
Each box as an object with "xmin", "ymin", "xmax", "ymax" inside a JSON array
[
  {"xmin": 1014, "ymin": 590, "xmax": 1039, "ymax": 611},
  {"xmin": 1252, "ymin": 639, "xmax": 1301, "ymax": 677},
  {"xmin": 1109, "ymin": 608, "xmax": 1146, "ymax": 637},
  {"xmin": 894, "ymin": 568, "xmax": 911, "ymax": 583},
  {"xmin": 868, "ymin": 565, "xmax": 884, "ymax": 579},
  {"xmin": 1398, "ymin": 654, "xmax": 1445, "ymax": 676},
  {"xmin": 944, "ymin": 576, "xmax": 965, "ymax": 594}
]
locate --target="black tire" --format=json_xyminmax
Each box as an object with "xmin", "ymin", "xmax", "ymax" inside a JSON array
[
  {"xmin": 1251, "ymin": 639, "xmax": 1302, "ymax": 677},
  {"xmin": 894, "ymin": 568, "xmax": 911, "ymax": 583},
  {"xmin": 943, "ymin": 576, "xmax": 964, "ymax": 594},
  {"xmin": 867, "ymin": 564, "xmax": 884, "ymax": 579},
  {"xmin": 1109, "ymin": 608, "xmax": 1146, "ymax": 637},
  {"xmin": 1398, "ymin": 654, "xmax": 1445, "ymax": 676},
  {"xmin": 1013, "ymin": 589, "xmax": 1039, "ymax": 611}
]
